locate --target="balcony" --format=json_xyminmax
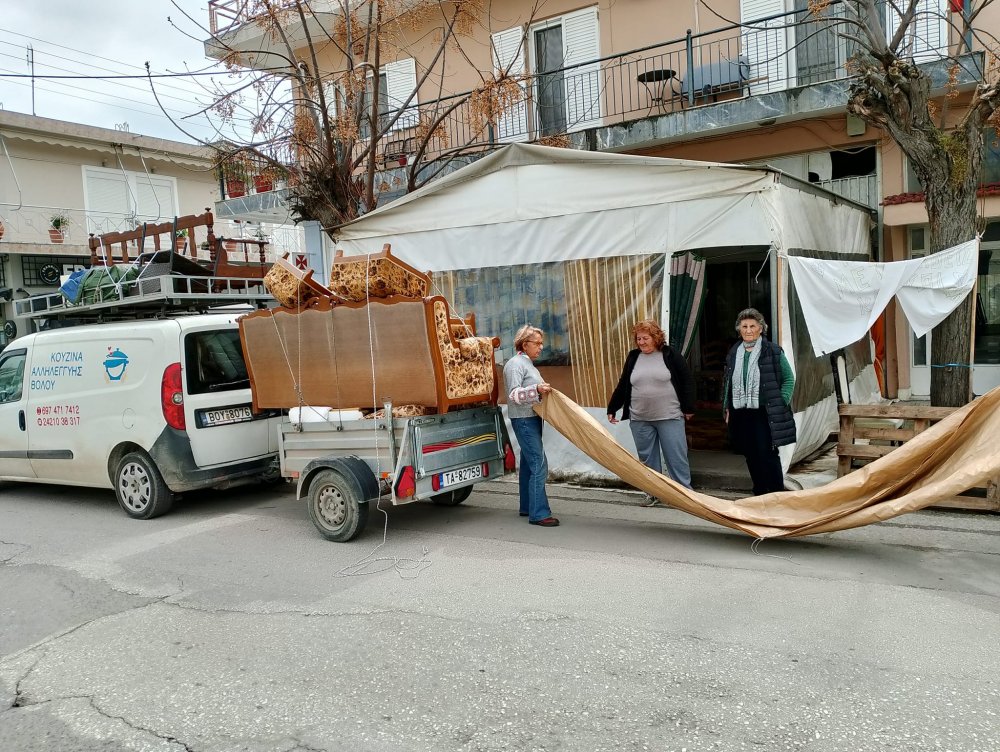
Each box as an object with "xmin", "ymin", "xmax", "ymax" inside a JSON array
[
  {"xmin": 212, "ymin": 2, "xmax": 964, "ymax": 211},
  {"xmin": 206, "ymin": 0, "xmax": 341, "ymax": 68}
]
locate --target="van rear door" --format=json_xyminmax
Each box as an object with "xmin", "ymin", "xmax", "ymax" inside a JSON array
[
  {"xmin": 181, "ymin": 327, "xmax": 277, "ymax": 468},
  {"xmin": 0, "ymin": 348, "xmax": 34, "ymax": 480}
]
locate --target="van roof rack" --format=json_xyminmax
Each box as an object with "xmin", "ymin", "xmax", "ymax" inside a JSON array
[{"xmin": 14, "ymin": 274, "xmax": 274, "ymax": 323}]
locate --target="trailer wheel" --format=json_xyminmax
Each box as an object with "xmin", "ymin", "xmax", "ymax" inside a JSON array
[
  {"xmin": 431, "ymin": 485, "xmax": 474, "ymax": 506},
  {"xmin": 115, "ymin": 452, "xmax": 173, "ymax": 520},
  {"xmin": 308, "ymin": 469, "xmax": 370, "ymax": 542}
]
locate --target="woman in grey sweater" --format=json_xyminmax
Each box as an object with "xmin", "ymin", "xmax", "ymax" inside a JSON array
[{"xmin": 503, "ymin": 325, "xmax": 559, "ymax": 527}]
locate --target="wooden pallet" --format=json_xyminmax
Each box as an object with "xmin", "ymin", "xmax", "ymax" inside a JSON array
[{"xmin": 837, "ymin": 403, "xmax": 1000, "ymax": 512}]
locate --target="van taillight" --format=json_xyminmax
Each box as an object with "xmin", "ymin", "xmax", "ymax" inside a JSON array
[{"xmin": 161, "ymin": 362, "xmax": 186, "ymax": 430}]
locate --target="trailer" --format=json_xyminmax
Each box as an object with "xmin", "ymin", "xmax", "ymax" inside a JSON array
[{"xmin": 279, "ymin": 404, "xmax": 514, "ymax": 541}]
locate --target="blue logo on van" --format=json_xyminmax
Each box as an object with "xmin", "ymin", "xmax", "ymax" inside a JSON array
[{"xmin": 103, "ymin": 347, "xmax": 130, "ymax": 382}]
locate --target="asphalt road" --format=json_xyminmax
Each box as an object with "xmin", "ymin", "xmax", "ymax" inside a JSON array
[{"xmin": 2, "ymin": 478, "xmax": 999, "ymax": 752}]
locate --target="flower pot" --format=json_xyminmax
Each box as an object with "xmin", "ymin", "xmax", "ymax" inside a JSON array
[
  {"xmin": 226, "ymin": 179, "xmax": 246, "ymax": 198},
  {"xmin": 49, "ymin": 228, "xmax": 65, "ymax": 244},
  {"xmin": 175, "ymin": 237, "xmax": 187, "ymax": 253},
  {"xmin": 253, "ymin": 175, "xmax": 274, "ymax": 193}
]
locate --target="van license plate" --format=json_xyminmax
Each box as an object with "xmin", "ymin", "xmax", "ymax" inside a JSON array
[
  {"xmin": 201, "ymin": 406, "xmax": 253, "ymax": 427},
  {"xmin": 439, "ymin": 464, "xmax": 484, "ymax": 488}
]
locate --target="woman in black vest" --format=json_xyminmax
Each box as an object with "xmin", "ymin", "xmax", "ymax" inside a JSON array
[{"xmin": 723, "ymin": 308, "xmax": 796, "ymax": 495}]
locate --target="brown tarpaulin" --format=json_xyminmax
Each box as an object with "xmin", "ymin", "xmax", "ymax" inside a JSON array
[{"xmin": 533, "ymin": 388, "xmax": 1000, "ymax": 538}]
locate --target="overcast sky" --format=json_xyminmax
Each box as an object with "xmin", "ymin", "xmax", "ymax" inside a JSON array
[{"xmin": 1, "ymin": 0, "xmax": 238, "ymax": 144}]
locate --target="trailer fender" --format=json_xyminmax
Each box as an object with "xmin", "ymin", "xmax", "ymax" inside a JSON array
[{"xmin": 296, "ymin": 455, "xmax": 380, "ymax": 502}]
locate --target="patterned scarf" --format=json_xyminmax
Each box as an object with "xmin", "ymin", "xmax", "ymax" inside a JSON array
[{"xmin": 732, "ymin": 338, "xmax": 763, "ymax": 409}]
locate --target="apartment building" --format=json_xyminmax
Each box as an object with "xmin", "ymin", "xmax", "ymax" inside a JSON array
[
  {"xmin": 0, "ymin": 112, "xmax": 219, "ymax": 346},
  {"xmin": 0, "ymin": 111, "xmax": 311, "ymax": 348},
  {"xmin": 206, "ymin": 0, "xmax": 1000, "ymax": 400}
]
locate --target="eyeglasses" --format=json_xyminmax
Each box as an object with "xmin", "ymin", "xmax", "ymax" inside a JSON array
[{"xmin": 525, "ymin": 340, "xmax": 544, "ymax": 346}]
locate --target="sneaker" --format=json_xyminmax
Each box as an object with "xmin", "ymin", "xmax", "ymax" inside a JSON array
[{"xmin": 642, "ymin": 494, "xmax": 662, "ymax": 507}]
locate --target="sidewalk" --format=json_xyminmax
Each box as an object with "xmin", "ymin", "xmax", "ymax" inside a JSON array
[{"xmin": 536, "ymin": 446, "xmax": 840, "ymax": 501}]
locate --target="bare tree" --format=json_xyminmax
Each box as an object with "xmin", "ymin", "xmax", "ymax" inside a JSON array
[
  {"xmin": 162, "ymin": 0, "xmax": 534, "ymax": 235},
  {"xmin": 789, "ymin": 0, "xmax": 1000, "ymax": 406}
]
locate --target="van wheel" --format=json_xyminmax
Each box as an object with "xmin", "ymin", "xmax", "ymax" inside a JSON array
[
  {"xmin": 308, "ymin": 469, "xmax": 370, "ymax": 542},
  {"xmin": 115, "ymin": 452, "xmax": 173, "ymax": 520},
  {"xmin": 431, "ymin": 485, "xmax": 474, "ymax": 506}
]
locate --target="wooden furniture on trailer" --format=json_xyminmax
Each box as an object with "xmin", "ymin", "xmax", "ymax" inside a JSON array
[
  {"xmin": 837, "ymin": 403, "xmax": 1000, "ymax": 512},
  {"xmin": 239, "ymin": 295, "xmax": 500, "ymax": 414}
]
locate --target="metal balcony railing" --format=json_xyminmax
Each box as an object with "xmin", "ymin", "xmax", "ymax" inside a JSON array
[
  {"xmin": 214, "ymin": 1, "xmax": 949, "ymax": 199},
  {"xmin": 209, "ymin": 0, "xmax": 339, "ymax": 34},
  {"xmin": 815, "ymin": 175, "xmax": 880, "ymax": 210}
]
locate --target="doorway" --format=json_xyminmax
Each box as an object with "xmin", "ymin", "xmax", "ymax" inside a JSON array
[{"xmin": 684, "ymin": 251, "xmax": 772, "ymax": 450}]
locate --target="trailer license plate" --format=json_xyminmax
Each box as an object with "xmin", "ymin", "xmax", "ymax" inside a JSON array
[
  {"xmin": 439, "ymin": 464, "xmax": 483, "ymax": 487},
  {"xmin": 201, "ymin": 406, "xmax": 253, "ymax": 427}
]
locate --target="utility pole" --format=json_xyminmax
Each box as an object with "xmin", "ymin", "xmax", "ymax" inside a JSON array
[{"xmin": 26, "ymin": 45, "xmax": 35, "ymax": 115}]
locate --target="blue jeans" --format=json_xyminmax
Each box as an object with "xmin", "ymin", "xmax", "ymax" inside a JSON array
[
  {"xmin": 509, "ymin": 416, "xmax": 552, "ymax": 521},
  {"xmin": 629, "ymin": 418, "xmax": 692, "ymax": 488}
]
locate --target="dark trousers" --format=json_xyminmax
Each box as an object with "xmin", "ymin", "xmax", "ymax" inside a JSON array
[{"xmin": 729, "ymin": 407, "xmax": 785, "ymax": 496}]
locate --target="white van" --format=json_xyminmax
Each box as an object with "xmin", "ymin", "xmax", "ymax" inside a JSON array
[{"xmin": 0, "ymin": 313, "xmax": 281, "ymax": 519}]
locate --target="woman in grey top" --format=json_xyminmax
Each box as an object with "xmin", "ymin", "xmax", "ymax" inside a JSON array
[
  {"xmin": 607, "ymin": 319, "xmax": 695, "ymax": 504},
  {"xmin": 503, "ymin": 325, "xmax": 558, "ymax": 527}
]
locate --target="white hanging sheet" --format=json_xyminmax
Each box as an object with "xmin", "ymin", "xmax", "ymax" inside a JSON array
[{"xmin": 787, "ymin": 239, "xmax": 979, "ymax": 356}]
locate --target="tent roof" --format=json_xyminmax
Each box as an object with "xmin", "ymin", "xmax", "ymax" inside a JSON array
[{"xmin": 334, "ymin": 143, "xmax": 871, "ymax": 271}]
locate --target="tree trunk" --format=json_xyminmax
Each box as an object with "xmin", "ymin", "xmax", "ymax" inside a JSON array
[{"xmin": 921, "ymin": 131, "xmax": 980, "ymax": 407}]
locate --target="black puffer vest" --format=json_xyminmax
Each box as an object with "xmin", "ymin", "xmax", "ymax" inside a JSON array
[{"xmin": 724, "ymin": 338, "xmax": 796, "ymax": 448}]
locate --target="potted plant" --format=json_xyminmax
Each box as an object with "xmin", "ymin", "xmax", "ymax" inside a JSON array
[
  {"xmin": 253, "ymin": 170, "xmax": 274, "ymax": 194},
  {"xmin": 253, "ymin": 165, "xmax": 287, "ymax": 194},
  {"xmin": 219, "ymin": 153, "xmax": 251, "ymax": 199},
  {"xmin": 175, "ymin": 228, "xmax": 188, "ymax": 253},
  {"xmin": 49, "ymin": 214, "xmax": 69, "ymax": 243}
]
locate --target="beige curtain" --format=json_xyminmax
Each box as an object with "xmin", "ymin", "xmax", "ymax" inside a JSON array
[{"xmin": 564, "ymin": 255, "xmax": 662, "ymax": 406}]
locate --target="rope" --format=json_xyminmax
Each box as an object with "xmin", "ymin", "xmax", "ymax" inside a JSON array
[
  {"xmin": 749, "ymin": 536, "xmax": 799, "ymax": 565},
  {"xmin": 335, "ymin": 253, "xmax": 435, "ymax": 581}
]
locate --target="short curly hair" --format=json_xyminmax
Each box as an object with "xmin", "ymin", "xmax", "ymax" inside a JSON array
[
  {"xmin": 735, "ymin": 308, "xmax": 768, "ymax": 335},
  {"xmin": 633, "ymin": 319, "xmax": 666, "ymax": 349},
  {"xmin": 513, "ymin": 324, "xmax": 544, "ymax": 353}
]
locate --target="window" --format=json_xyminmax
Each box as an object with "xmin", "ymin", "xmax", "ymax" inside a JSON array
[
  {"xmin": 529, "ymin": 7, "xmax": 601, "ymax": 136},
  {"xmin": 976, "ymin": 223, "xmax": 1000, "ymax": 365},
  {"xmin": 325, "ymin": 59, "xmax": 418, "ymax": 140},
  {"xmin": 907, "ymin": 222, "xmax": 1000, "ymax": 366},
  {"xmin": 360, "ymin": 72, "xmax": 389, "ymax": 140},
  {"xmin": 793, "ymin": 0, "xmax": 854, "ymax": 85},
  {"xmin": 909, "ymin": 225, "xmax": 929, "ymax": 366},
  {"xmin": 184, "ymin": 330, "xmax": 249, "ymax": 395},
  {"xmin": 491, "ymin": 27, "xmax": 529, "ymax": 143},
  {"xmin": 84, "ymin": 166, "xmax": 177, "ymax": 236},
  {"xmin": 740, "ymin": 0, "xmax": 789, "ymax": 94},
  {"xmin": 884, "ymin": 0, "xmax": 949, "ymax": 63},
  {"xmin": 0, "ymin": 350, "xmax": 26, "ymax": 404}
]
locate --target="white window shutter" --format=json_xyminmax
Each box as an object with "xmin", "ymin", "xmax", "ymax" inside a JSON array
[
  {"xmin": 885, "ymin": 0, "xmax": 949, "ymax": 62},
  {"xmin": 740, "ymin": 0, "xmax": 788, "ymax": 94},
  {"xmin": 135, "ymin": 176, "xmax": 176, "ymax": 223},
  {"xmin": 84, "ymin": 169, "xmax": 131, "ymax": 235},
  {"xmin": 561, "ymin": 7, "xmax": 601, "ymax": 130},
  {"xmin": 322, "ymin": 81, "xmax": 340, "ymax": 117},
  {"xmin": 491, "ymin": 27, "xmax": 529, "ymax": 143},
  {"xmin": 383, "ymin": 58, "xmax": 418, "ymax": 131}
]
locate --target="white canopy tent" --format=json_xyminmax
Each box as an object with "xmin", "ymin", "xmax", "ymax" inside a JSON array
[{"xmin": 334, "ymin": 144, "xmax": 879, "ymax": 476}]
